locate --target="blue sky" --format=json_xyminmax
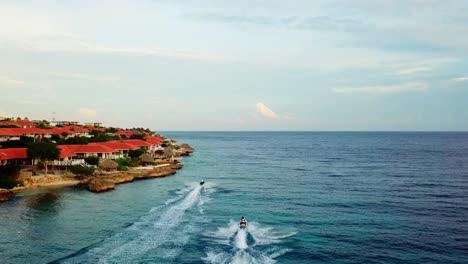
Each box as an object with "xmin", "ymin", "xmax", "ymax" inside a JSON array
[{"xmin": 0, "ymin": 0, "xmax": 467, "ymax": 131}]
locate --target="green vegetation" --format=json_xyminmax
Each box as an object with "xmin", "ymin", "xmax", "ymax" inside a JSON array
[
  {"xmin": 0, "ymin": 124, "xmax": 19, "ymax": 128},
  {"xmin": 115, "ymin": 157, "xmax": 139, "ymax": 168},
  {"xmin": 105, "ymin": 127, "xmax": 118, "ymax": 133},
  {"xmin": 70, "ymin": 165, "xmax": 95, "ymax": 175},
  {"xmin": 130, "ymin": 134, "xmax": 145, "ymax": 140},
  {"xmin": 37, "ymin": 123, "xmax": 51, "ymax": 129},
  {"xmin": 117, "ymin": 164, "xmax": 128, "ymax": 171},
  {"xmin": 0, "ymin": 163, "xmax": 21, "ymax": 189},
  {"xmin": 115, "ymin": 157, "xmax": 131, "ymax": 167},
  {"xmin": 0, "ymin": 136, "xmax": 35, "ymax": 148},
  {"xmin": 27, "ymin": 141, "xmax": 60, "ymax": 176},
  {"xmin": 56, "ymin": 136, "xmax": 90, "ymax": 145},
  {"xmin": 88, "ymin": 130, "xmax": 120, "ymax": 142},
  {"xmin": 128, "ymin": 147, "xmax": 146, "ymax": 159},
  {"xmin": 84, "ymin": 156, "xmax": 100, "ymax": 166}
]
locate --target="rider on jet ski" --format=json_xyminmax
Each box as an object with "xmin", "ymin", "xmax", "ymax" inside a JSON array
[{"xmin": 240, "ymin": 216, "xmax": 247, "ymax": 228}]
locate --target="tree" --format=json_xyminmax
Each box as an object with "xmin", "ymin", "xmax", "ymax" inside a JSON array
[
  {"xmin": 128, "ymin": 147, "xmax": 146, "ymax": 159},
  {"xmin": 84, "ymin": 156, "xmax": 99, "ymax": 166},
  {"xmin": 0, "ymin": 163, "xmax": 20, "ymax": 189},
  {"xmin": 27, "ymin": 141, "xmax": 60, "ymax": 176}
]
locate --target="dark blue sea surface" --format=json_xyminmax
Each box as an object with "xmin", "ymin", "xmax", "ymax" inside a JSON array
[{"xmin": 1, "ymin": 132, "xmax": 467, "ymax": 263}]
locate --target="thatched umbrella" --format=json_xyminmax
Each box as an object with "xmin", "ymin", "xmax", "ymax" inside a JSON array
[
  {"xmin": 99, "ymin": 159, "xmax": 118, "ymax": 171},
  {"xmin": 154, "ymin": 149, "xmax": 164, "ymax": 156},
  {"xmin": 163, "ymin": 147, "xmax": 175, "ymax": 161},
  {"xmin": 180, "ymin": 144, "xmax": 193, "ymax": 151},
  {"xmin": 139, "ymin": 153, "xmax": 154, "ymax": 165}
]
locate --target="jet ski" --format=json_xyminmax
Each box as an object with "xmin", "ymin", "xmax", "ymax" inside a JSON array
[
  {"xmin": 239, "ymin": 216, "xmax": 247, "ymax": 229},
  {"xmin": 200, "ymin": 180, "xmax": 205, "ymax": 186}
]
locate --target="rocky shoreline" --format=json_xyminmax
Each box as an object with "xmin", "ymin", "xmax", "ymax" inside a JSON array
[
  {"xmin": 85, "ymin": 162, "xmax": 183, "ymax": 192},
  {"xmin": 1, "ymin": 144, "xmax": 194, "ymax": 201}
]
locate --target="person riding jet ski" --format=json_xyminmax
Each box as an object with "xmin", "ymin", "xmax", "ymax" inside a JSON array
[
  {"xmin": 240, "ymin": 216, "xmax": 247, "ymax": 229},
  {"xmin": 200, "ymin": 180, "xmax": 205, "ymax": 186}
]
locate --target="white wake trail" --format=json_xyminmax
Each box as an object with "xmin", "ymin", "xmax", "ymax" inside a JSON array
[
  {"xmin": 204, "ymin": 221, "xmax": 295, "ymax": 264},
  {"xmin": 60, "ymin": 183, "xmax": 210, "ymax": 264}
]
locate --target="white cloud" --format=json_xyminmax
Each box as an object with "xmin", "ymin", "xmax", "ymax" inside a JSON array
[
  {"xmin": 255, "ymin": 102, "xmax": 279, "ymax": 119},
  {"xmin": 0, "ymin": 28, "xmax": 220, "ymax": 62},
  {"xmin": 333, "ymin": 82, "xmax": 428, "ymax": 94},
  {"xmin": 0, "ymin": 7, "xmax": 221, "ymax": 62},
  {"xmin": 395, "ymin": 66, "xmax": 433, "ymax": 75},
  {"xmin": 16, "ymin": 99, "xmax": 37, "ymax": 105},
  {"xmin": 78, "ymin": 108, "xmax": 97, "ymax": 118},
  {"xmin": 453, "ymin": 76, "xmax": 468, "ymax": 82},
  {"xmin": 0, "ymin": 75, "xmax": 45, "ymax": 88},
  {"xmin": 47, "ymin": 72, "xmax": 119, "ymax": 82},
  {"xmin": 395, "ymin": 58, "xmax": 458, "ymax": 76}
]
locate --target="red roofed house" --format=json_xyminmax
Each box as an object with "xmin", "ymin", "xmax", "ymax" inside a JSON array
[
  {"xmin": 49, "ymin": 146, "xmax": 82, "ymax": 166},
  {"xmin": 0, "ymin": 148, "xmax": 30, "ymax": 165},
  {"xmin": 0, "ymin": 118, "xmax": 36, "ymax": 128},
  {"xmin": 145, "ymin": 136, "xmax": 164, "ymax": 153},
  {"xmin": 0, "ymin": 129, "xmax": 22, "ymax": 142},
  {"xmin": 15, "ymin": 119, "xmax": 37, "ymax": 128},
  {"xmin": 60, "ymin": 144, "xmax": 118, "ymax": 160},
  {"xmin": 90, "ymin": 141, "xmax": 139, "ymax": 158},
  {"xmin": 114, "ymin": 130, "xmax": 142, "ymax": 138}
]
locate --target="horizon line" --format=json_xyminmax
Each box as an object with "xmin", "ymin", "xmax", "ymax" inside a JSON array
[{"xmin": 156, "ymin": 130, "xmax": 468, "ymax": 133}]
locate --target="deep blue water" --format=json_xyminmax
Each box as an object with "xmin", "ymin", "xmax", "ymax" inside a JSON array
[{"xmin": 1, "ymin": 132, "xmax": 468, "ymax": 263}]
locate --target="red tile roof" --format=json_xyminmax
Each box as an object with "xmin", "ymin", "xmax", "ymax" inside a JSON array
[
  {"xmin": 15, "ymin": 120, "xmax": 37, "ymax": 127},
  {"xmin": 57, "ymin": 146, "xmax": 76, "ymax": 158},
  {"xmin": 60, "ymin": 144, "xmax": 115, "ymax": 153},
  {"xmin": 114, "ymin": 130, "xmax": 141, "ymax": 137},
  {"xmin": 113, "ymin": 139, "xmax": 152, "ymax": 147},
  {"xmin": 145, "ymin": 136, "xmax": 164, "ymax": 145},
  {"xmin": 0, "ymin": 120, "xmax": 36, "ymax": 127},
  {"xmin": 0, "ymin": 129, "xmax": 22, "ymax": 136},
  {"xmin": 90, "ymin": 141, "xmax": 139, "ymax": 151},
  {"xmin": 0, "ymin": 148, "xmax": 28, "ymax": 160}
]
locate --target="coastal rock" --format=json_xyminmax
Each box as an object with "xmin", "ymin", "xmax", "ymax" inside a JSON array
[
  {"xmin": 85, "ymin": 162, "xmax": 182, "ymax": 192},
  {"xmin": 133, "ymin": 166, "xmax": 177, "ymax": 179},
  {"xmin": 180, "ymin": 143, "xmax": 194, "ymax": 151},
  {"xmin": 170, "ymin": 163, "xmax": 184, "ymax": 170},
  {"xmin": 0, "ymin": 189, "xmax": 15, "ymax": 202},
  {"xmin": 106, "ymin": 173, "xmax": 135, "ymax": 184},
  {"xmin": 144, "ymin": 169, "xmax": 177, "ymax": 179},
  {"xmin": 87, "ymin": 178, "xmax": 116, "ymax": 192}
]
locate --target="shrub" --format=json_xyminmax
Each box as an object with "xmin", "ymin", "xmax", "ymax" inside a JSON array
[
  {"xmin": 84, "ymin": 156, "xmax": 100, "ymax": 166},
  {"xmin": 117, "ymin": 164, "xmax": 128, "ymax": 171},
  {"xmin": 128, "ymin": 148, "xmax": 146, "ymax": 159},
  {"xmin": 70, "ymin": 165, "xmax": 95, "ymax": 175},
  {"xmin": 0, "ymin": 163, "xmax": 20, "ymax": 189},
  {"xmin": 115, "ymin": 158, "xmax": 130, "ymax": 167}
]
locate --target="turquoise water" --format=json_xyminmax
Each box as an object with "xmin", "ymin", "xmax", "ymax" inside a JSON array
[{"xmin": 1, "ymin": 132, "xmax": 467, "ymax": 263}]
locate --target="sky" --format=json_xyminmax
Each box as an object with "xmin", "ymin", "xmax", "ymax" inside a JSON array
[{"xmin": 1, "ymin": 0, "xmax": 468, "ymax": 131}]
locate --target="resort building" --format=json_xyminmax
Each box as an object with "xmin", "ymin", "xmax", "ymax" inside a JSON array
[{"xmin": 84, "ymin": 122, "xmax": 102, "ymax": 127}]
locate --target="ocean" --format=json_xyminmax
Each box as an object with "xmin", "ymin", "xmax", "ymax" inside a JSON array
[{"xmin": 0, "ymin": 132, "xmax": 467, "ymax": 263}]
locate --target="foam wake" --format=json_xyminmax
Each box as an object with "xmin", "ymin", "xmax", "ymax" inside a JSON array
[
  {"xmin": 204, "ymin": 220, "xmax": 295, "ymax": 264},
  {"xmin": 56, "ymin": 182, "xmax": 213, "ymax": 263}
]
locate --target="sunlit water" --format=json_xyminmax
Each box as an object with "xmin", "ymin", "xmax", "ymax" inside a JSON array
[{"xmin": 1, "ymin": 132, "xmax": 467, "ymax": 263}]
